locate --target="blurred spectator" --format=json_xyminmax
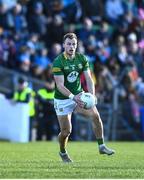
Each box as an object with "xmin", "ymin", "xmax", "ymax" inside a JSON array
[
  {"xmin": 27, "ymin": 2, "xmax": 47, "ymax": 37},
  {"xmin": 65, "ymin": 23, "xmax": 76, "ymax": 34},
  {"xmin": 7, "ymin": 3, "xmax": 27, "ymax": 33},
  {"xmin": 44, "ymin": 0, "xmax": 63, "ymax": 16},
  {"xmin": 5, "ymin": 76, "xmax": 36, "ymax": 141},
  {"xmin": 0, "ymin": 0, "xmax": 16, "ymax": 10},
  {"xmin": 96, "ymin": 41, "xmax": 111, "ymax": 64},
  {"xmin": 42, "ymin": 64, "xmax": 54, "ymax": 82},
  {"xmin": 123, "ymin": 0, "xmax": 138, "ymax": 16},
  {"xmin": 79, "ymin": 0, "xmax": 104, "ymax": 23},
  {"xmin": 77, "ymin": 39, "xmax": 85, "ymax": 54},
  {"xmin": 17, "ymin": 46, "xmax": 31, "ymax": 75},
  {"xmin": 105, "ymin": 0, "xmax": 124, "ymax": 25},
  {"xmin": 85, "ymin": 34, "xmax": 97, "ymax": 60},
  {"xmin": 96, "ymin": 21, "xmax": 111, "ymax": 41},
  {"xmin": 77, "ymin": 17, "xmax": 96, "ymax": 46},
  {"xmin": 46, "ymin": 14, "xmax": 64, "ymax": 46},
  {"xmin": 31, "ymin": 65, "xmax": 44, "ymax": 80},
  {"xmin": 63, "ymin": 0, "xmax": 82, "ymax": 23},
  {"xmin": 114, "ymin": 35, "xmax": 125, "ymax": 51},
  {"xmin": 0, "ymin": 31, "xmax": 16, "ymax": 67},
  {"xmin": 49, "ymin": 43, "xmax": 62, "ymax": 61},
  {"xmin": 36, "ymin": 81, "xmax": 58, "ymax": 140},
  {"xmin": 127, "ymin": 32, "xmax": 144, "ymax": 81},
  {"xmin": 0, "ymin": 3, "xmax": 12, "ymax": 29},
  {"xmin": 116, "ymin": 45, "xmax": 129, "ymax": 69},
  {"xmin": 34, "ymin": 48, "xmax": 51, "ymax": 69}
]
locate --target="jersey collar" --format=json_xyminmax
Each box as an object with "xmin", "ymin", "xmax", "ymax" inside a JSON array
[
  {"xmin": 63, "ymin": 52, "xmax": 75, "ymax": 60},
  {"xmin": 63, "ymin": 52, "xmax": 68, "ymax": 59}
]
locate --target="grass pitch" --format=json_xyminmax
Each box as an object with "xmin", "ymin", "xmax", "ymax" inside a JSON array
[{"xmin": 0, "ymin": 141, "xmax": 144, "ymax": 178}]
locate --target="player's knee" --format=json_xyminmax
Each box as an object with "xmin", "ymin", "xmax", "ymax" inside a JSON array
[{"xmin": 61, "ymin": 129, "xmax": 71, "ymax": 138}]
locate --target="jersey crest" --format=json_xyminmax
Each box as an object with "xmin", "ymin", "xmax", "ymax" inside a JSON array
[{"xmin": 67, "ymin": 71, "xmax": 79, "ymax": 83}]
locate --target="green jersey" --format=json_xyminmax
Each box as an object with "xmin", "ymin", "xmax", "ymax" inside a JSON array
[{"xmin": 52, "ymin": 52, "xmax": 89, "ymax": 99}]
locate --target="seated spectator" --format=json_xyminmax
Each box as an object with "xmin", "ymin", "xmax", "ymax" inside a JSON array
[
  {"xmin": 46, "ymin": 14, "xmax": 64, "ymax": 46},
  {"xmin": 114, "ymin": 35, "xmax": 125, "ymax": 51},
  {"xmin": 116, "ymin": 10, "xmax": 138, "ymax": 37},
  {"xmin": 0, "ymin": 0, "xmax": 16, "ymax": 10},
  {"xmin": 85, "ymin": 34, "xmax": 97, "ymax": 63},
  {"xmin": 48, "ymin": 43, "xmax": 62, "ymax": 61},
  {"xmin": 26, "ymin": 33, "xmax": 40, "ymax": 51},
  {"xmin": 116, "ymin": 45, "xmax": 129, "ymax": 69},
  {"xmin": 105, "ymin": 0, "xmax": 124, "ymax": 25},
  {"xmin": 79, "ymin": 0, "xmax": 104, "ymax": 23},
  {"xmin": 42, "ymin": 64, "xmax": 54, "ymax": 82},
  {"xmin": 63, "ymin": 0, "xmax": 82, "ymax": 23},
  {"xmin": 27, "ymin": 2, "xmax": 47, "ymax": 37},
  {"xmin": 127, "ymin": 33, "xmax": 144, "ymax": 80},
  {"xmin": 96, "ymin": 21, "xmax": 111, "ymax": 41},
  {"xmin": 34, "ymin": 48, "xmax": 51, "ymax": 69},
  {"xmin": 123, "ymin": 0, "xmax": 138, "ymax": 17},
  {"xmin": 17, "ymin": 46, "xmax": 31, "ymax": 75},
  {"xmin": 31, "ymin": 65, "xmax": 44, "ymax": 79},
  {"xmin": 45, "ymin": 0, "xmax": 63, "ymax": 16},
  {"xmin": 77, "ymin": 17, "xmax": 96, "ymax": 46},
  {"xmin": 0, "ymin": 3, "xmax": 11, "ymax": 29},
  {"xmin": 67, "ymin": 23, "xmax": 76, "ymax": 33},
  {"xmin": 96, "ymin": 41, "xmax": 111, "ymax": 64},
  {"xmin": 0, "ymin": 30, "xmax": 16, "ymax": 67},
  {"xmin": 137, "ymin": 9, "xmax": 144, "ymax": 40},
  {"xmin": 7, "ymin": 3, "xmax": 27, "ymax": 33}
]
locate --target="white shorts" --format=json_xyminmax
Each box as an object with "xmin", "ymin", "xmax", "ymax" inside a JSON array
[{"xmin": 54, "ymin": 98, "xmax": 77, "ymax": 115}]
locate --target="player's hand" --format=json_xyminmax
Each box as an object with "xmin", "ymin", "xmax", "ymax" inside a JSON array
[{"xmin": 73, "ymin": 92, "xmax": 85, "ymax": 108}]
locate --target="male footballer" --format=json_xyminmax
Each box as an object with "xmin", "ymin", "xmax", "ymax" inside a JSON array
[{"xmin": 52, "ymin": 33, "xmax": 115, "ymax": 163}]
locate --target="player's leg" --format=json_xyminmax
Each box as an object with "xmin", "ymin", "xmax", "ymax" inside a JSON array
[
  {"xmin": 54, "ymin": 99, "xmax": 76, "ymax": 162},
  {"xmin": 57, "ymin": 114, "xmax": 73, "ymax": 162},
  {"xmin": 75, "ymin": 106, "xmax": 115, "ymax": 155},
  {"xmin": 57, "ymin": 114, "xmax": 72, "ymax": 153}
]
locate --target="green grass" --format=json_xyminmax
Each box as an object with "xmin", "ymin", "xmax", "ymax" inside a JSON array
[{"xmin": 0, "ymin": 141, "xmax": 144, "ymax": 178}]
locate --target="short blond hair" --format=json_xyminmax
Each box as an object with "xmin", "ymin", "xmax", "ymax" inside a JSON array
[{"xmin": 63, "ymin": 33, "xmax": 77, "ymax": 42}]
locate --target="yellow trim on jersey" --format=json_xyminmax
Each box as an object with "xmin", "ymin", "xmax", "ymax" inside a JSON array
[
  {"xmin": 52, "ymin": 67, "xmax": 61, "ymax": 72},
  {"xmin": 63, "ymin": 52, "xmax": 75, "ymax": 60},
  {"xmin": 63, "ymin": 52, "xmax": 68, "ymax": 59}
]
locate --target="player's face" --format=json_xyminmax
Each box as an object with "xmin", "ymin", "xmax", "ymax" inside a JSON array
[{"xmin": 63, "ymin": 38, "xmax": 77, "ymax": 56}]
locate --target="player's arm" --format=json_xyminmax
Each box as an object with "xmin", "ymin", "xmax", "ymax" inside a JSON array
[
  {"xmin": 83, "ymin": 69, "xmax": 97, "ymax": 105},
  {"xmin": 52, "ymin": 59, "xmax": 73, "ymax": 98},
  {"xmin": 83, "ymin": 69, "xmax": 95, "ymax": 96},
  {"xmin": 54, "ymin": 75, "xmax": 84, "ymax": 107},
  {"xmin": 54, "ymin": 75, "xmax": 73, "ymax": 98}
]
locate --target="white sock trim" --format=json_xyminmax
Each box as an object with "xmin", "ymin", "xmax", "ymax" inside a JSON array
[
  {"xmin": 99, "ymin": 144, "xmax": 105, "ymax": 148},
  {"xmin": 60, "ymin": 151, "xmax": 67, "ymax": 155}
]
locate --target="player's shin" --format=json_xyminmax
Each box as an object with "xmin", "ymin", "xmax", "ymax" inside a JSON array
[{"xmin": 58, "ymin": 133, "xmax": 69, "ymax": 153}]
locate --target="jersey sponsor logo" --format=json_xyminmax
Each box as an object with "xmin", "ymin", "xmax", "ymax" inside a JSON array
[
  {"xmin": 64, "ymin": 66, "xmax": 69, "ymax": 70},
  {"xmin": 67, "ymin": 71, "xmax": 79, "ymax": 83},
  {"xmin": 52, "ymin": 67, "xmax": 61, "ymax": 72}
]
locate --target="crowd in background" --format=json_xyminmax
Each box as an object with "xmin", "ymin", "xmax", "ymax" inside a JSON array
[{"xmin": 0, "ymin": 0, "xmax": 144, "ymax": 139}]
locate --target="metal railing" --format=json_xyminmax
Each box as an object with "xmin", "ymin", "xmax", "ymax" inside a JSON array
[{"xmin": 0, "ymin": 66, "xmax": 46, "ymax": 93}]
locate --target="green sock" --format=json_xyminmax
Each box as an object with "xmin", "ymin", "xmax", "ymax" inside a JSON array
[
  {"xmin": 97, "ymin": 138, "xmax": 104, "ymax": 145},
  {"xmin": 60, "ymin": 148, "xmax": 66, "ymax": 153}
]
